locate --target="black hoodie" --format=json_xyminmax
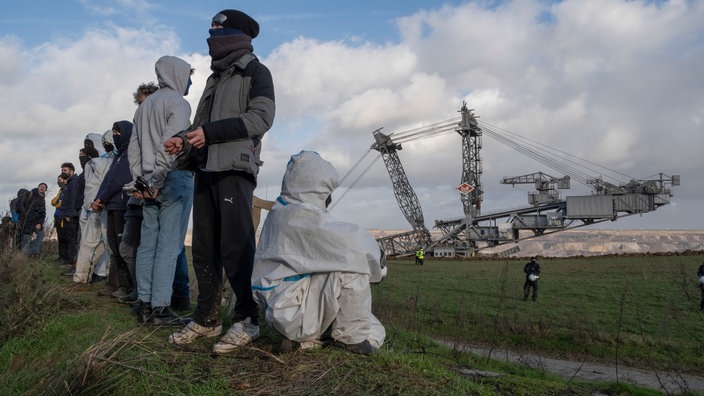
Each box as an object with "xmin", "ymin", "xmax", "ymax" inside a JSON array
[{"xmin": 95, "ymin": 121, "xmax": 134, "ymax": 211}]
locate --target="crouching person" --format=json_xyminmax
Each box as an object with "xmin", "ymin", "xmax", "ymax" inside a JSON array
[{"xmin": 252, "ymin": 151, "xmax": 387, "ymax": 354}]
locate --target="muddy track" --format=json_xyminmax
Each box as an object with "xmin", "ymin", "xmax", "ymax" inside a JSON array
[{"xmin": 436, "ymin": 340, "xmax": 704, "ymax": 394}]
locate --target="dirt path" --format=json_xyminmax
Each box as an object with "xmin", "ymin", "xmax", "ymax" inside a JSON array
[{"xmin": 436, "ymin": 340, "xmax": 704, "ymax": 394}]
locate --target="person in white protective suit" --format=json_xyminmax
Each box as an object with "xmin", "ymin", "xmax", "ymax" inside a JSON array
[{"xmin": 252, "ymin": 151, "xmax": 387, "ymax": 354}]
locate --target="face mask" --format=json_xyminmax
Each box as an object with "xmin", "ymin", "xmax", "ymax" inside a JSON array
[
  {"xmin": 103, "ymin": 142, "xmax": 115, "ymax": 153},
  {"xmin": 57, "ymin": 181, "xmax": 66, "ymax": 188}
]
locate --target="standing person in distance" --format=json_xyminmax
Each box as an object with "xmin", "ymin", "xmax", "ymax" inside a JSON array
[
  {"xmin": 165, "ymin": 9, "xmax": 275, "ymax": 353},
  {"xmin": 523, "ymin": 256, "xmax": 541, "ymax": 302}
]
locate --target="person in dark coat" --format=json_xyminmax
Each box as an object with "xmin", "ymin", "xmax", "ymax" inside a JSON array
[
  {"xmin": 12, "ymin": 189, "xmax": 30, "ymax": 250},
  {"xmin": 93, "ymin": 121, "xmax": 134, "ymax": 297},
  {"xmin": 56, "ymin": 162, "xmax": 81, "ymax": 272},
  {"xmin": 523, "ymin": 256, "xmax": 541, "ymax": 302},
  {"xmin": 20, "ymin": 183, "xmax": 48, "ymax": 257}
]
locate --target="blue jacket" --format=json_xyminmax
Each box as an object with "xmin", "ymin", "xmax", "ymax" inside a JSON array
[{"xmin": 56, "ymin": 174, "xmax": 80, "ymax": 218}]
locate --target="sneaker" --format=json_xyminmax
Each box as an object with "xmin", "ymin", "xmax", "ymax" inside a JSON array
[
  {"xmin": 61, "ymin": 269, "xmax": 75, "ymax": 276},
  {"xmin": 131, "ymin": 300, "xmax": 151, "ymax": 323},
  {"xmin": 212, "ymin": 318, "xmax": 260, "ymax": 354},
  {"xmin": 332, "ymin": 339, "xmax": 376, "ymax": 355},
  {"xmin": 118, "ymin": 289, "xmax": 138, "ymax": 305},
  {"xmin": 90, "ymin": 274, "xmax": 106, "ymax": 283},
  {"xmin": 149, "ymin": 306, "xmax": 190, "ymax": 327},
  {"xmin": 169, "ymin": 321, "xmax": 222, "ymax": 345},
  {"xmin": 97, "ymin": 285, "xmax": 117, "ymax": 296},
  {"xmin": 111, "ymin": 287, "xmax": 130, "ymax": 299}
]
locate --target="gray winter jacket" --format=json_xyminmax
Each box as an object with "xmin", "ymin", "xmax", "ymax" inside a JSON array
[
  {"xmin": 129, "ymin": 55, "xmax": 192, "ymax": 189},
  {"xmin": 175, "ymin": 52, "xmax": 275, "ymax": 178}
]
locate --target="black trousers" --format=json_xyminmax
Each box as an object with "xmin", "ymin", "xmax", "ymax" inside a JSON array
[
  {"xmin": 191, "ymin": 170, "xmax": 258, "ymax": 327},
  {"xmin": 119, "ymin": 204, "xmax": 142, "ymax": 292},
  {"xmin": 58, "ymin": 217, "xmax": 79, "ymax": 263},
  {"xmin": 523, "ymin": 279, "xmax": 539, "ymax": 300},
  {"xmin": 106, "ymin": 210, "xmax": 130, "ymax": 289}
]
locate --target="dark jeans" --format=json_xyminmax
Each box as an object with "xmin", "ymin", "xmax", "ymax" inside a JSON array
[
  {"xmin": 106, "ymin": 210, "xmax": 129, "ymax": 289},
  {"xmin": 523, "ymin": 279, "xmax": 539, "ymax": 301},
  {"xmin": 191, "ymin": 170, "xmax": 258, "ymax": 327}
]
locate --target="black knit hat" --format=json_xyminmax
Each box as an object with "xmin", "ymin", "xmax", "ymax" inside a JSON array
[{"xmin": 212, "ymin": 9, "xmax": 259, "ymax": 38}]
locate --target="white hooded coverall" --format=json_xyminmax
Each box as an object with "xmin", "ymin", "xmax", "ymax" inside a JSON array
[{"xmin": 252, "ymin": 151, "xmax": 386, "ymax": 350}]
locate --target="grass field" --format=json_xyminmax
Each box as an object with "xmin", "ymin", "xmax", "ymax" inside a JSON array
[
  {"xmin": 1, "ymin": 244, "xmax": 702, "ymax": 395},
  {"xmin": 374, "ymin": 255, "xmax": 704, "ymax": 374}
]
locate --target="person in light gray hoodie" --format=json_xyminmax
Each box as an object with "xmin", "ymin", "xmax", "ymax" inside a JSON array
[{"xmin": 128, "ymin": 55, "xmax": 194, "ymax": 326}]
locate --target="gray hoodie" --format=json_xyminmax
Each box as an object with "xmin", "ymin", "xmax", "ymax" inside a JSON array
[{"xmin": 128, "ymin": 55, "xmax": 192, "ymax": 189}]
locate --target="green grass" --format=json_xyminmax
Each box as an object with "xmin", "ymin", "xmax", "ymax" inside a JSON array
[
  {"xmin": 374, "ymin": 255, "xmax": 704, "ymax": 374},
  {"xmin": 1, "ymin": 244, "xmax": 702, "ymax": 395}
]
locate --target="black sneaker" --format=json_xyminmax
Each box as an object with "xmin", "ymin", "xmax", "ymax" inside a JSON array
[
  {"xmin": 131, "ymin": 300, "xmax": 152, "ymax": 323},
  {"xmin": 90, "ymin": 274, "xmax": 106, "ymax": 283},
  {"xmin": 332, "ymin": 339, "xmax": 376, "ymax": 355},
  {"xmin": 149, "ymin": 306, "xmax": 190, "ymax": 327},
  {"xmin": 118, "ymin": 290, "xmax": 138, "ymax": 305},
  {"xmin": 61, "ymin": 269, "xmax": 75, "ymax": 276}
]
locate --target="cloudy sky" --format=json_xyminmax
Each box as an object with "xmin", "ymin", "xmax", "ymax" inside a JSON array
[{"xmin": 1, "ymin": 0, "xmax": 701, "ymax": 231}]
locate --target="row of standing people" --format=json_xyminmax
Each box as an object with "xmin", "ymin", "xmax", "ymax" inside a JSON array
[
  {"xmin": 49, "ymin": 9, "xmax": 273, "ymax": 354},
  {"xmin": 54, "ymin": 8, "xmax": 386, "ymax": 356},
  {"xmin": 2, "ymin": 183, "xmax": 48, "ymax": 256}
]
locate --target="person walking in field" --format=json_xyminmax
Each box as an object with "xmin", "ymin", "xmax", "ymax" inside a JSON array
[{"xmin": 523, "ymin": 256, "xmax": 541, "ymax": 301}]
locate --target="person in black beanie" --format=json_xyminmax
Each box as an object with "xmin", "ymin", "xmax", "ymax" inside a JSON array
[{"xmin": 166, "ymin": 9, "xmax": 275, "ymax": 354}]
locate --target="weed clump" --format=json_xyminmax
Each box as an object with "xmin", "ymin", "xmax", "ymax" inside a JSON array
[{"xmin": 0, "ymin": 249, "xmax": 69, "ymax": 343}]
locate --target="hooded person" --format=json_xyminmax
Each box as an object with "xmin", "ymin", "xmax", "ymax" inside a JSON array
[
  {"xmin": 166, "ymin": 8, "xmax": 274, "ymax": 354},
  {"xmin": 73, "ymin": 133, "xmax": 112, "ymax": 284},
  {"xmin": 252, "ymin": 151, "xmax": 387, "ymax": 354},
  {"xmin": 94, "ymin": 121, "xmax": 134, "ymax": 296},
  {"xmin": 127, "ymin": 55, "xmax": 194, "ymax": 326},
  {"xmin": 20, "ymin": 183, "xmax": 48, "ymax": 257}
]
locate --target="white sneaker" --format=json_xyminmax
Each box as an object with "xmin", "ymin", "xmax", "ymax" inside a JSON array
[
  {"xmin": 212, "ymin": 318, "xmax": 260, "ymax": 354},
  {"xmin": 169, "ymin": 321, "xmax": 222, "ymax": 345}
]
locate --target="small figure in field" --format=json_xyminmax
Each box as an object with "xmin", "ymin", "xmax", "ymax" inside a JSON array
[
  {"xmin": 416, "ymin": 247, "xmax": 424, "ymax": 266},
  {"xmin": 523, "ymin": 256, "xmax": 541, "ymax": 301},
  {"xmin": 697, "ymin": 262, "xmax": 704, "ymax": 311}
]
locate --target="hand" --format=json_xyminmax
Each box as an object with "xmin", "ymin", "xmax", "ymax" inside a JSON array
[
  {"xmin": 164, "ymin": 136, "xmax": 185, "ymax": 155},
  {"xmin": 186, "ymin": 127, "xmax": 206, "ymax": 149},
  {"xmin": 35, "ymin": 223, "xmax": 42, "ymax": 231},
  {"xmin": 132, "ymin": 191, "xmax": 144, "ymax": 200},
  {"xmin": 90, "ymin": 199, "xmax": 103, "ymax": 211}
]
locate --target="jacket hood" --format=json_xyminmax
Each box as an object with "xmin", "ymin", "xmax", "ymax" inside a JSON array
[
  {"xmin": 17, "ymin": 188, "xmax": 30, "ymax": 200},
  {"xmin": 112, "ymin": 120, "xmax": 133, "ymax": 153},
  {"xmin": 155, "ymin": 55, "xmax": 191, "ymax": 96},
  {"xmin": 84, "ymin": 133, "xmax": 105, "ymax": 156},
  {"xmin": 279, "ymin": 151, "xmax": 339, "ymax": 210}
]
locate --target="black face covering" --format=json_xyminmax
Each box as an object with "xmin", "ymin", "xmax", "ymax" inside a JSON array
[
  {"xmin": 103, "ymin": 142, "xmax": 114, "ymax": 153},
  {"xmin": 79, "ymin": 155, "xmax": 90, "ymax": 169}
]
